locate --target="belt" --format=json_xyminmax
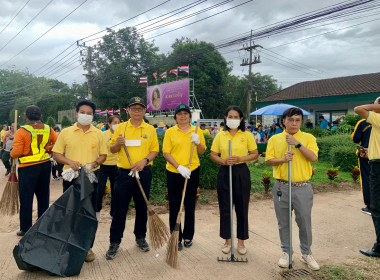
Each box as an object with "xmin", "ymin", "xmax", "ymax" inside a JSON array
[
  {"xmin": 276, "ymin": 179, "xmax": 310, "ymax": 187},
  {"xmin": 118, "ymin": 165, "xmax": 151, "ymax": 172}
]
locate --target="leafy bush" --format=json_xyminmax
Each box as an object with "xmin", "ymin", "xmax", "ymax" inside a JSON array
[
  {"xmin": 61, "ymin": 115, "xmax": 72, "ymax": 128},
  {"xmin": 304, "ymin": 126, "xmax": 331, "ymax": 138},
  {"xmin": 199, "ymin": 134, "xmax": 220, "ymax": 189},
  {"xmin": 343, "ymin": 113, "xmax": 362, "ymax": 127},
  {"xmin": 317, "ymin": 134, "xmax": 356, "ymax": 162},
  {"xmin": 330, "ymin": 145, "xmax": 358, "ymax": 172},
  {"xmin": 46, "ymin": 116, "xmax": 56, "ymax": 128}
]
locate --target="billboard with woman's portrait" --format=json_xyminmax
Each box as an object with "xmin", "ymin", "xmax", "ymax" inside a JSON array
[{"xmin": 146, "ymin": 79, "xmax": 189, "ymax": 111}]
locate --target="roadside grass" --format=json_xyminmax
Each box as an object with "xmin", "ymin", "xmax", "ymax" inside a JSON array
[
  {"xmin": 308, "ymin": 257, "xmax": 380, "ymax": 280},
  {"xmin": 248, "ymin": 158, "xmax": 356, "ymax": 194}
]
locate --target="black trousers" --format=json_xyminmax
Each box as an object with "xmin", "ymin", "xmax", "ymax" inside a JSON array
[
  {"xmin": 1, "ymin": 150, "xmax": 11, "ymax": 172},
  {"xmin": 167, "ymin": 168, "xmax": 199, "ymax": 242},
  {"xmin": 359, "ymin": 157, "xmax": 371, "ymax": 207},
  {"xmin": 96, "ymin": 164, "xmax": 118, "ymax": 214},
  {"xmin": 52, "ymin": 162, "xmax": 63, "ymax": 178},
  {"xmin": 217, "ymin": 164, "xmax": 251, "ymax": 240},
  {"xmin": 63, "ymin": 171, "xmax": 99, "ymax": 248},
  {"xmin": 110, "ymin": 167, "xmax": 152, "ymax": 244},
  {"xmin": 369, "ymin": 160, "xmax": 380, "ymax": 252},
  {"xmin": 18, "ymin": 161, "xmax": 51, "ymax": 232}
]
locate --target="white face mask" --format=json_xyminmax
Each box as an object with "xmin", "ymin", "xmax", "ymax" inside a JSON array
[
  {"xmin": 77, "ymin": 113, "xmax": 93, "ymax": 126},
  {"xmin": 226, "ymin": 119, "xmax": 241, "ymax": 129},
  {"xmin": 111, "ymin": 124, "xmax": 118, "ymax": 131}
]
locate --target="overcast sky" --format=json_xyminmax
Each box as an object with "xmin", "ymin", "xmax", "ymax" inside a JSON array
[{"xmin": 0, "ymin": 0, "xmax": 379, "ymax": 89}]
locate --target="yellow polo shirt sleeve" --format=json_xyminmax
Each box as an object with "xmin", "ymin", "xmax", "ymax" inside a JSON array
[
  {"xmin": 163, "ymin": 125, "xmax": 206, "ymax": 173},
  {"xmin": 367, "ymin": 112, "xmax": 380, "ymax": 159}
]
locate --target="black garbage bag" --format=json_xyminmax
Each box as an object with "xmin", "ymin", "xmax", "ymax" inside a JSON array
[{"xmin": 13, "ymin": 170, "xmax": 98, "ymax": 277}]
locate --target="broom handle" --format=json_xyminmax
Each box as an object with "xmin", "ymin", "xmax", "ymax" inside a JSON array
[
  {"xmin": 122, "ymin": 145, "xmax": 150, "ymax": 204},
  {"xmin": 11, "ymin": 110, "xmax": 18, "ymax": 168},
  {"xmin": 178, "ymin": 125, "xmax": 199, "ymax": 214},
  {"xmin": 288, "ymin": 144, "xmax": 293, "ymax": 269}
]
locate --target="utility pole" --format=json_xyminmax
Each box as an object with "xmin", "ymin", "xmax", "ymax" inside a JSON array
[
  {"xmin": 78, "ymin": 41, "xmax": 96, "ymax": 100},
  {"xmin": 240, "ymin": 30, "xmax": 262, "ymax": 122}
]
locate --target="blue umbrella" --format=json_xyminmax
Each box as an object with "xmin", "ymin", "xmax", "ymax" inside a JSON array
[{"xmin": 250, "ymin": 103, "xmax": 312, "ymax": 115}]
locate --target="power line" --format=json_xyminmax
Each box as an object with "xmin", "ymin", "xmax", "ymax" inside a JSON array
[
  {"xmin": 0, "ymin": 0, "xmax": 55, "ymax": 54},
  {"xmin": 0, "ymin": 0, "xmax": 32, "ymax": 36},
  {"xmin": 0, "ymin": 0, "xmax": 89, "ymax": 68}
]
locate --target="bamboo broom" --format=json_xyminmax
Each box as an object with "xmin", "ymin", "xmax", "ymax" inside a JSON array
[
  {"xmin": 0, "ymin": 110, "xmax": 19, "ymax": 215},
  {"xmin": 122, "ymin": 145, "xmax": 169, "ymax": 250},
  {"xmin": 166, "ymin": 125, "xmax": 198, "ymax": 268}
]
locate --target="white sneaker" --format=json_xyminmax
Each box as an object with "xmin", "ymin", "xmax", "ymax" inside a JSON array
[
  {"xmin": 278, "ymin": 252, "xmax": 290, "ymax": 268},
  {"xmin": 222, "ymin": 243, "xmax": 231, "ymax": 254},
  {"xmin": 300, "ymin": 254, "xmax": 320, "ymax": 271}
]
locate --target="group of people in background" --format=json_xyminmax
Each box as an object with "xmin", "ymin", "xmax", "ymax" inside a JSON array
[{"xmin": 4, "ymin": 95, "xmax": 380, "ymax": 276}]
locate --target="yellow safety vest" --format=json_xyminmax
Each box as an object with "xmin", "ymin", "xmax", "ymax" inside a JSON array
[{"xmin": 18, "ymin": 124, "xmax": 51, "ymax": 164}]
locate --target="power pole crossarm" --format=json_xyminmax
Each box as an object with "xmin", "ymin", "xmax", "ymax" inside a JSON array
[{"xmin": 240, "ymin": 30, "xmax": 263, "ymax": 121}]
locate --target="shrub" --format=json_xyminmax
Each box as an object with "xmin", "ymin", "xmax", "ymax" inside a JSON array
[
  {"xmin": 199, "ymin": 134, "xmax": 220, "ymax": 189},
  {"xmin": 61, "ymin": 115, "xmax": 72, "ymax": 128},
  {"xmin": 46, "ymin": 116, "xmax": 56, "ymax": 128},
  {"xmin": 304, "ymin": 126, "xmax": 331, "ymax": 138},
  {"xmin": 330, "ymin": 145, "xmax": 358, "ymax": 172},
  {"xmin": 343, "ymin": 113, "xmax": 362, "ymax": 127},
  {"xmin": 317, "ymin": 134, "xmax": 356, "ymax": 162}
]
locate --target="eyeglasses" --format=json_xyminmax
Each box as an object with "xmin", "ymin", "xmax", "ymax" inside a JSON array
[
  {"xmin": 286, "ymin": 118, "xmax": 302, "ymax": 123},
  {"xmin": 129, "ymin": 107, "xmax": 145, "ymax": 112}
]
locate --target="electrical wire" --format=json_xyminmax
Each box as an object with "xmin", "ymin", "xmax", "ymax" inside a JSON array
[{"xmin": 0, "ymin": 0, "xmax": 32, "ymax": 36}]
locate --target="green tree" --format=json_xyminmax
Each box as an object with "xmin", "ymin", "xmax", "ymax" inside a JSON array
[
  {"xmin": 46, "ymin": 116, "xmax": 56, "ymax": 128},
  {"xmin": 166, "ymin": 38, "xmax": 231, "ymax": 118},
  {"xmin": 61, "ymin": 115, "xmax": 72, "ymax": 128},
  {"xmin": 91, "ymin": 27, "xmax": 161, "ymax": 109}
]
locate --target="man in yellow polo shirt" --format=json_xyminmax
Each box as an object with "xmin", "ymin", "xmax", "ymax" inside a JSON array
[
  {"xmin": 53, "ymin": 100, "xmax": 107, "ymax": 262},
  {"xmin": 355, "ymin": 97, "xmax": 380, "ymax": 258},
  {"xmin": 200, "ymin": 123, "xmax": 211, "ymax": 136},
  {"xmin": 265, "ymin": 107, "xmax": 320, "ymax": 270},
  {"xmin": 105, "ymin": 97, "xmax": 159, "ymax": 260}
]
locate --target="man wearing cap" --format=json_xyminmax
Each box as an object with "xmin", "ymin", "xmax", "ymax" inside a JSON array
[
  {"xmin": 11, "ymin": 105, "xmax": 58, "ymax": 236},
  {"xmin": 163, "ymin": 104, "xmax": 206, "ymax": 250},
  {"xmin": 53, "ymin": 100, "xmax": 107, "ymax": 262},
  {"xmin": 200, "ymin": 123, "xmax": 211, "ymax": 136},
  {"xmin": 156, "ymin": 122, "xmax": 166, "ymax": 134},
  {"xmin": 105, "ymin": 97, "xmax": 159, "ymax": 260}
]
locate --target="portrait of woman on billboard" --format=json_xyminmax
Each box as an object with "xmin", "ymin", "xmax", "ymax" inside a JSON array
[{"xmin": 152, "ymin": 88, "xmax": 161, "ymax": 109}]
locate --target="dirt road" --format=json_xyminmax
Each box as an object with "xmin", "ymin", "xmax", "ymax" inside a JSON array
[{"xmin": 0, "ymin": 168, "xmax": 376, "ymax": 280}]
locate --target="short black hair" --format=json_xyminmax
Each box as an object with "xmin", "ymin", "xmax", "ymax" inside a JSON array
[
  {"xmin": 76, "ymin": 100, "xmax": 96, "ymax": 114},
  {"xmin": 220, "ymin": 121, "xmax": 224, "ymax": 126},
  {"xmin": 224, "ymin": 105, "xmax": 246, "ymax": 132},
  {"xmin": 25, "ymin": 105, "xmax": 42, "ymax": 121},
  {"xmin": 319, "ymin": 115, "xmax": 324, "ymax": 119},
  {"xmin": 283, "ymin": 107, "xmax": 304, "ymax": 119},
  {"xmin": 200, "ymin": 124, "xmax": 206, "ymax": 127},
  {"xmin": 253, "ymin": 128, "xmax": 258, "ymax": 131}
]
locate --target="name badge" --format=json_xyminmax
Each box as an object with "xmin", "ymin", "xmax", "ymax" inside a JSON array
[{"xmin": 125, "ymin": 140, "xmax": 141, "ymax": 147}]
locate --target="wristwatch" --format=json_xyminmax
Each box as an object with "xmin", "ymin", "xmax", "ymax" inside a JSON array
[
  {"xmin": 93, "ymin": 161, "xmax": 99, "ymax": 168},
  {"xmin": 144, "ymin": 158, "xmax": 150, "ymax": 165},
  {"xmin": 295, "ymin": 142, "xmax": 302, "ymax": 149}
]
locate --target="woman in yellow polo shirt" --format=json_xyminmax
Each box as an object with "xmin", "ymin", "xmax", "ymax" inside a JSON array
[
  {"xmin": 163, "ymin": 104, "xmax": 206, "ymax": 251},
  {"xmin": 210, "ymin": 105, "xmax": 258, "ymax": 255},
  {"xmin": 97, "ymin": 115, "xmax": 121, "ymax": 219}
]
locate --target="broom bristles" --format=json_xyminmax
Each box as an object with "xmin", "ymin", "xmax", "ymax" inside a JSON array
[
  {"xmin": 147, "ymin": 206, "xmax": 170, "ymax": 250},
  {"xmin": 166, "ymin": 227, "xmax": 180, "ymax": 268},
  {"xmin": 0, "ymin": 181, "xmax": 20, "ymax": 216}
]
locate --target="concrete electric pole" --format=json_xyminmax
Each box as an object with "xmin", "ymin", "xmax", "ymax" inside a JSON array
[
  {"xmin": 78, "ymin": 41, "xmax": 96, "ymax": 100},
  {"xmin": 240, "ymin": 30, "xmax": 262, "ymax": 121}
]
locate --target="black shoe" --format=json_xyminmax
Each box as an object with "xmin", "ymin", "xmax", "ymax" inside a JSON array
[
  {"xmin": 16, "ymin": 230, "xmax": 26, "ymax": 236},
  {"xmin": 361, "ymin": 207, "xmax": 372, "ymax": 216},
  {"xmin": 105, "ymin": 243, "xmax": 120, "ymax": 260},
  {"xmin": 136, "ymin": 238, "xmax": 150, "ymax": 252},
  {"xmin": 360, "ymin": 248, "xmax": 380, "ymax": 258},
  {"xmin": 178, "ymin": 242, "xmax": 183, "ymax": 251},
  {"xmin": 184, "ymin": 240, "xmax": 193, "ymax": 248},
  {"xmin": 5, "ymin": 170, "xmax": 10, "ymax": 176}
]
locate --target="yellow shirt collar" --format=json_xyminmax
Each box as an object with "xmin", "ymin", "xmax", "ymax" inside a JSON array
[
  {"xmin": 126, "ymin": 119, "xmax": 148, "ymax": 129},
  {"xmin": 73, "ymin": 123, "xmax": 97, "ymax": 133}
]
